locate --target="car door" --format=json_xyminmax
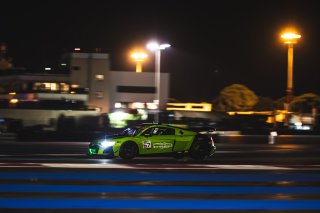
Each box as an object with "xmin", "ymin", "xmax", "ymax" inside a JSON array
[
  {"xmin": 139, "ymin": 127, "xmax": 176, "ymax": 154},
  {"xmin": 173, "ymin": 129, "xmax": 196, "ymax": 152}
]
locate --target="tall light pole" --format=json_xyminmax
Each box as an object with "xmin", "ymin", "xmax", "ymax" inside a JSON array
[
  {"xmin": 147, "ymin": 41, "xmax": 171, "ymax": 123},
  {"xmin": 281, "ymin": 31, "xmax": 301, "ymax": 109}
]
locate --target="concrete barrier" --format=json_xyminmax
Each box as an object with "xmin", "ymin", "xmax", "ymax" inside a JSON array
[
  {"xmin": 0, "ymin": 133, "xmax": 17, "ymax": 142},
  {"xmin": 217, "ymin": 134, "xmax": 320, "ymax": 145}
]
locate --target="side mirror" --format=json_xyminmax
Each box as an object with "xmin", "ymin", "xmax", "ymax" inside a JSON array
[{"xmin": 179, "ymin": 130, "xmax": 184, "ymax": 135}]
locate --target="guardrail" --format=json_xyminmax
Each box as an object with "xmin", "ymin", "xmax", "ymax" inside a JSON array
[
  {"xmin": 0, "ymin": 133, "xmax": 17, "ymax": 142},
  {"xmin": 216, "ymin": 134, "xmax": 320, "ymax": 145}
]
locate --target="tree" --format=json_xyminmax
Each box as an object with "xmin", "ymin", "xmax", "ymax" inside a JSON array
[
  {"xmin": 214, "ymin": 84, "xmax": 258, "ymax": 111},
  {"xmin": 274, "ymin": 96, "xmax": 287, "ymax": 110},
  {"xmin": 167, "ymin": 98, "xmax": 180, "ymax": 103},
  {"xmin": 290, "ymin": 93, "xmax": 320, "ymax": 113},
  {"xmin": 253, "ymin": 96, "xmax": 275, "ymax": 111}
]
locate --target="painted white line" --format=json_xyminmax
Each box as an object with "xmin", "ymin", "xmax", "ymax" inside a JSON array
[
  {"xmin": 0, "ymin": 163, "xmax": 319, "ymax": 170},
  {"xmin": 0, "ymin": 154, "xmax": 85, "ymax": 157},
  {"xmin": 31, "ymin": 163, "xmax": 296, "ymax": 170},
  {"xmin": 0, "ymin": 163, "xmax": 44, "ymax": 167},
  {"xmin": 43, "ymin": 163, "xmax": 133, "ymax": 169},
  {"xmin": 210, "ymin": 165, "xmax": 293, "ymax": 170}
]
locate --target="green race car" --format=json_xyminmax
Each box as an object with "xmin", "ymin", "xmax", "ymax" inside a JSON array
[{"xmin": 88, "ymin": 124, "xmax": 216, "ymax": 159}]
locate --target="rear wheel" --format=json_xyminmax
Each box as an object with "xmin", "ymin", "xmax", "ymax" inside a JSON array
[
  {"xmin": 189, "ymin": 140, "xmax": 208, "ymax": 160},
  {"xmin": 172, "ymin": 151, "xmax": 185, "ymax": 159},
  {"xmin": 119, "ymin": 141, "xmax": 138, "ymax": 159}
]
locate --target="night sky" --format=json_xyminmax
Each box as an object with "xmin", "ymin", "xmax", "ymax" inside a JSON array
[{"xmin": 1, "ymin": 0, "xmax": 319, "ymax": 102}]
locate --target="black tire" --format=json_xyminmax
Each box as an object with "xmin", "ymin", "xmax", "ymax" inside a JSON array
[
  {"xmin": 172, "ymin": 151, "xmax": 185, "ymax": 159},
  {"xmin": 119, "ymin": 141, "xmax": 138, "ymax": 159},
  {"xmin": 189, "ymin": 140, "xmax": 208, "ymax": 160}
]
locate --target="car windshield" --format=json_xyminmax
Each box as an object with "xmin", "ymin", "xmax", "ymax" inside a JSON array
[{"xmin": 119, "ymin": 126, "xmax": 146, "ymax": 137}]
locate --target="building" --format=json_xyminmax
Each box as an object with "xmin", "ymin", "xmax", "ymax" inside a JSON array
[
  {"xmin": 63, "ymin": 51, "xmax": 170, "ymax": 113},
  {"xmin": 0, "ymin": 72, "xmax": 86, "ymax": 109},
  {"xmin": 63, "ymin": 52, "xmax": 110, "ymax": 112},
  {"xmin": 0, "ymin": 71, "xmax": 100, "ymax": 129},
  {"xmin": 0, "ymin": 49, "xmax": 170, "ymax": 129},
  {"xmin": 108, "ymin": 71, "xmax": 169, "ymax": 111}
]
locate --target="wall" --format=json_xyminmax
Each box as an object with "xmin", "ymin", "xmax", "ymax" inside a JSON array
[
  {"xmin": 69, "ymin": 53, "xmax": 111, "ymax": 112},
  {"xmin": 109, "ymin": 71, "xmax": 170, "ymax": 111},
  {"xmin": 0, "ymin": 109, "xmax": 101, "ymax": 130}
]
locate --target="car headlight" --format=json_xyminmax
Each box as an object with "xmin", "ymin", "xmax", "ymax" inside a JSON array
[{"xmin": 100, "ymin": 140, "xmax": 116, "ymax": 148}]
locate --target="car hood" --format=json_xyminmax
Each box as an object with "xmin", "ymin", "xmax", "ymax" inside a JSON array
[{"xmin": 94, "ymin": 134, "xmax": 131, "ymax": 142}]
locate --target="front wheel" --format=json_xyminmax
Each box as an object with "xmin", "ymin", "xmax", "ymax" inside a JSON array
[
  {"xmin": 189, "ymin": 140, "xmax": 208, "ymax": 160},
  {"xmin": 119, "ymin": 141, "xmax": 138, "ymax": 159}
]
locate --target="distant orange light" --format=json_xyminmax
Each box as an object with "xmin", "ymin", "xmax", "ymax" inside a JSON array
[
  {"xmin": 71, "ymin": 84, "xmax": 80, "ymax": 88},
  {"xmin": 10, "ymin": 99, "xmax": 19, "ymax": 104},
  {"xmin": 130, "ymin": 51, "xmax": 148, "ymax": 73},
  {"xmin": 280, "ymin": 27, "xmax": 301, "ymax": 44},
  {"xmin": 166, "ymin": 103, "xmax": 212, "ymax": 112},
  {"xmin": 131, "ymin": 52, "xmax": 147, "ymax": 62},
  {"xmin": 281, "ymin": 33, "xmax": 301, "ymax": 39},
  {"xmin": 281, "ymin": 33, "xmax": 301, "ymax": 44}
]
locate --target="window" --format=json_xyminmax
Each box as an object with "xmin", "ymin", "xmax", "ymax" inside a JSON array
[
  {"xmin": 32, "ymin": 82, "xmax": 70, "ymax": 93},
  {"xmin": 143, "ymin": 127, "xmax": 175, "ymax": 136},
  {"xmin": 60, "ymin": 83, "xmax": 69, "ymax": 93},
  {"xmin": 95, "ymin": 91, "xmax": 103, "ymax": 98},
  {"xmin": 95, "ymin": 74, "xmax": 104, "ymax": 81},
  {"xmin": 33, "ymin": 82, "xmax": 58, "ymax": 91},
  {"xmin": 72, "ymin": 66, "xmax": 80, "ymax": 70},
  {"xmin": 159, "ymin": 127, "xmax": 175, "ymax": 135},
  {"xmin": 117, "ymin": 86, "xmax": 156, "ymax": 93}
]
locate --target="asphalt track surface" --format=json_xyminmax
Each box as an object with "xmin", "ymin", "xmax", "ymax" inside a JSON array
[{"xmin": 0, "ymin": 135, "xmax": 319, "ymax": 212}]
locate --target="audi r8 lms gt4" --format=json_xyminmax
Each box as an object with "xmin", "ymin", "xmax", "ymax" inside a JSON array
[{"xmin": 88, "ymin": 124, "xmax": 216, "ymax": 159}]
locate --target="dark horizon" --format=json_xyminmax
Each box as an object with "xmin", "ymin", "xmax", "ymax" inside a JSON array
[{"xmin": 1, "ymin": 0, "xmax": 319, "ymax": 102}]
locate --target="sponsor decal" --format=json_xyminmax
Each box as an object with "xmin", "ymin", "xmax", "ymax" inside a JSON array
[
  {"xmin": 153, "ymin": 143, "xmax": 173, "ymax": 149},
  {"xmin": 142, "ymin": 140, "xmax": 152, "ymax": 149}
]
